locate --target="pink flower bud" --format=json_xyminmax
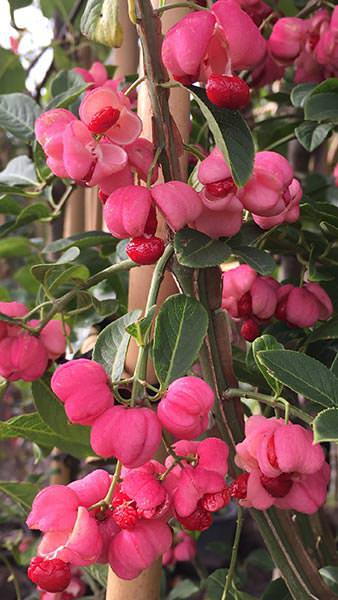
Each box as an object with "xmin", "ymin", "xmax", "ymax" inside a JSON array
[
  {"xmin": 151, "ymin": 181, "xmax": 203, "ymax": 231},
  {"xmin": 252, "ymin": 177, "xmax": 302, "ymax": 230},
  {"xmin": 27, "ymin": 485, "xmax": 79, "ymax": 532},
  {"xmin": 125, "ymin": 138, "xmax": 159, "ymax": 184},
  {"xmin": 63, "ymin": 120, "xmax": 128, "ymax": 186},
  {"xmin": 51, "ymin": 359, "xmax": 114, "ymax": 426},
  {"xmin": 0, "ymin": 301, "xmax": 28, "ymax": 338},
  {"xmin": 75, "ymin": 61, "xmax": 108, "ymax": 87},
  {"xmin": 35, "ymin": 109, "xmax": 77, "ymax": 178},
  {"xmin": 108, "ymin": 520, "xmax": 172, "ymax": 580},
  {"xmin": 269, "ymin": 18, "xmax": 307, "ymax": 64},
  {"xmin": 167, "ymin": 437, "xmax": 229, "ymax": 479},
  {"xmin": 103, "ymin": 185, "xmax": 153, "ymax": 239},
  {"xmin": 36, "ymin": 320, "xmax": 69, "ymax": 360},
  {"xmin": 198, "ymin": 199, "xmax": 243, "ymax": 237},
  {"xmin": 173, "ymin": 465, "xmax": 225, "ymax": 517},
  {"xmin": 173, "ymin": 531, "xmax": 197, "ymax": 562},
  {"xmin": 157, "ymin": 376, "xmax": 214, "ymax": 439},
  {"xmin": 121, "ymin": 460, "xmax": 170, "ymax": 517},
  {"xmin": 68, "ymin": 469, "xmax": 111, "ymax": 507},
  {"xmin": 275, "ymin": 283, "xmax": 332, "ymax": 328},
  {"xmin": 305, "ymin": 282, "xmax": 333, "ymax": 321},
  {"xmin": 212, "ymin": 0, "xmax": 266, "ymax": 70},
  {"xmin": 0, "ymin": 301, "xmax": 28, "ymax": 318},
  {"xmin": 0, "ymin": 333, "xmax": 48, "ymax": 381},
  {"xmin": 98, "ymin": 165, "xmax": 134, "ymax": 197},
  {"xmin": 162, "ymin": 11, "xmax": 216, "ymax": 83},
  {"xmin": 198, "ymin": 148, "xmax": 232, "ymax": 187},
  {"xmin": 222, "ymin": 265, "xmax": 278, "ymax": 320},
  {"xmin": 90, "ymin": 406, "xmax": 162, "ymax": 468},
  {"xmin": 240, "ymin": 151, "xmax": 294, "ymax": 217},
  {"xmin": 39, "ymin": 507, "xmax": 102, "ymax": 566}
]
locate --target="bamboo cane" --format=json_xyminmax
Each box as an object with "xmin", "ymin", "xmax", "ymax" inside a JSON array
[{"xmin": 106, "ymin": 2, "xmax": 191, "ymax": 599}]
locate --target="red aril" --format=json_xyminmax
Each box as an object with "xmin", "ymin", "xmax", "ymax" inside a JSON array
[
  {"xmin": 126, "ymin": 236, "xmax": 165, "ymax": 265},
  {"xmin": 240, "ymin": 318, "xmax": 260, "ymax": 342},
  {"xmin": 28, "ymin": 557, "xmax": 71, "ymax": 593},
  {"xmin": 206, "ymin": 75, "xmax": 250, "ymax": 110},
  {"xmin": 88, "ymin": 107, "xmax": 120, "ymax": 134}
]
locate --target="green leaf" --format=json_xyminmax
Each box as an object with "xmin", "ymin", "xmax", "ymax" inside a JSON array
[
  {"xmin": 83, "ymin": 564, "xmax": 108, "ymax": 588},
  {"xmin": 206, "ymin": 569, "xmax": 255, "ymax": 600},
  {"xmin": 167, "ymin": 580, "xmax": 199, "ymax": 599},
  {"xmin": 295, "ymin": 122, "xmax": 333, "ymax": 152},
  {"xmin": 33, "ymin": 141, "xmax": 51, "ymax": 183},
  {"xmin": 252, "ymin": 335, "xmax": 284, "ymax": 396},
  {"xmin": 32, "ymin": 378, "xmax": 94, "ymax": 459},
  {"xmin": 0, "ymin": 94, "xmax": 40, "ymax": 140},
  {"xmin": 313, "ymin": 408, "xmax": 338, "ymax": 443},
  {"xmin": 306, "ymin": 318, "xmax": 338, "ymax": 345},
  {"xmin": 44, "ymin": 231, "xmax": 116, "ymax": 253},
  {"xmin": 174, "ymin": 228, "xmax": 231, "ymax": 268},
  {"xmin": 0, "ymin": 196, "xmax": 22, "ymax": 216},
  {"xmin": 93, "ymin": 310, "xmax": 142, "ymax": 380},
  {"xmin": 50, "ymin": 69, "xmax": 85, "ymax": 97},
  {"xmin": 304, "ymin": 79, "xmax": 338, "ymax": 123},
  {"xmin": 0, "ymin": 155, "xmax": 38, "ymax": 186},
  {"xmin": 331, "ymin": 354, "xmax": 338, "ymax": 378},
  {"xmin": 47, "ymin": 264, "xmax": 89, "ymax": 294},
  {"xmin": 153, "ymin": 294, "xmax": 208, "ymax": 387},
  {"xmin": 319, "ymin": 566, "xmax": 338, "ymax": 593},
  {"xmin": 10, "ymin": 0, "xmax": 33, "ymax": 8},
  {"xmin": 262, "ymin": 578, "xmax": 292, "ymax": 600},
  {"xmin": 188, "ymin": 85, "xmax": 254, "ymax": 186},
  {"xmin": 0, "ymin": 48, "xmax": 25, "ymax": 94},
  {"xmin": 0, "ymin": 481, "xmax": 40, "ymax": 514},
  {"xmin": 257, "ymin": 350, "xmax": 338, "ymax": 408},
  {"xmin": 46, "ymin": 84, "xmax": 88, "ymax": 110},
  {"xmin": 126, "ymin": 306, "xmax": 156, "ymax": 346},
  {"xmin": 290, "ymin": 83, "xmax": 316, "ymax": 108},
  {"xmin": 206, "ymin": 569, "xmax": 228, "ymax": 600},
  {"xmin": 0, "ymin": 412, "xmax": 72, "ymax": 449},
  {"xmin": 80, "ymin": 0, "xmax": 123, "ymax": 47},
  {"xmin": 232, "ymin": 246, "xmax": 276, "ymax": 276},
  {"xmin": 91, "ymin": 296, "xmax": 118, "ymax": 317},
  {"xmin": 0, "ymin": 203, "xmax": 51, "ymax": 239},
  {"xmin": 0, "ymin": 236, "xmax": 31, "ymax": 257}
]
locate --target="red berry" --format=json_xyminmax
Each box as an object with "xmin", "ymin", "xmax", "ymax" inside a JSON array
[
  {"xmin": 229, "ymin": 473, "xmax": 249, "ymax": 500},
  {"xmin": 88, "ymin": 106, "xmax": 121, "ymax": 134},
  {"xmin": 178, "ymin": 503, "xmax": 212, "ymax": 531},
  {"xmin": 126, "ymin": 236, "xmax": 165, "ymax": 265},
  {"xmin": 260, "ymin": 473, "xmax": 293, "ymax": 498},
  {"xmin": 206, "ymin": 75, "xmax": 250, "ymax": 110},
  {"xmin": 98, "ymin": 189, "xmax": 108, "ymax": 204},
  {"xmin": 28, "ymin": 557, "xmax": 71, "ymax": 593},
  {"xmin": 205, "ymin": 178, "xmax": 237, "ymax": 198},
  {"xmin": 201, "ymin": 487, "xmax": 230, "ymax": 512},
  {"xmin": 237, "ymin": 291, "xmax": 253, "ymax": 318},
  {"xmin": 113, "ymin": 503, "xmax": 139, "ymax": 529},
  {"xmin": 144, "ymin": 205, "xmax": 158, "ymax": 236},
  {"xmin": 240, "ymin": 318, "xmax": 260, "ymax": 342}
]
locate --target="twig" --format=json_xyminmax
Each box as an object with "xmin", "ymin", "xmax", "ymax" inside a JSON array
[
  {"xmin": 224, "ymin": 388, "xmax": 313, "ymax": 425},
  {"xmin": 221, "ymin": 507, "xmax": 244, "ymax": 600}
]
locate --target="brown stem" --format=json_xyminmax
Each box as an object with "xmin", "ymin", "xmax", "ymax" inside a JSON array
[{"xmin": 134, "ymin": 0, "xmax": 182, "ymax": 182}]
